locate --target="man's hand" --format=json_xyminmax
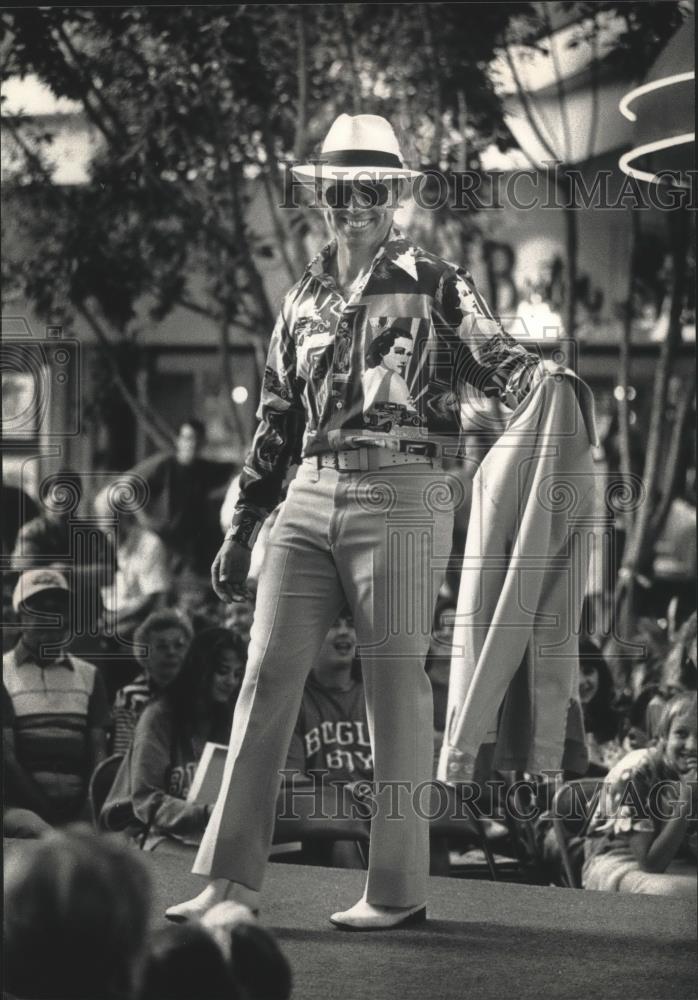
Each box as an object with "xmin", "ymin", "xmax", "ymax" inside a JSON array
[{"xmin": 211, "ymin": 536, "xmax": 252, "ymax": 604}]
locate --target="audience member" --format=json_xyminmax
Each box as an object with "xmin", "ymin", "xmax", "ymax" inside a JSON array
[
  {"xmin": 621, "ymin": 684, "xmax": 663, "ymax": 751},
  {"xmin": 11, "ymin": 470, "xmax": 114, "ymax": 585},
  {"xmin": 127, "ymin": 418, "xmax": 236, "ymax": 583},
  {"xmin": 94, "ymin": 479, "xmax": 172, "ymax": 639},
  {"xmin": 3, "ymin": 571, "xmax": 21, "ymax": 652},
  {"xmin": 139, "ymin": 923, "xmax": 240, "ymax": 1000},
  {"xmin": 202, "ymin": 903, "xmax": 293, "ymax": 1000},
  {"xmin": 578, "ymin": 638, "xmax": 625, "ymax": 774},
  {"xmin": 224, "ymin": 594, "xmax": 255, "ymax": 646},
  {"xmin": 111, "ymin": 610, "xmax": 193, "ymax": 754},
  {"xmin": 426, "ymin": 600, "xmax": 457, "ymax": 737},
  {"xmin": 4, "ymin": 825, "xmax": 151, "ymax": 1000},
  {"xmin": 663, "ymin": 609, "xmax": 697, "ymax": 696},
  {"xmin": 582, "ymin": 691, "xmax": 697, "ymax": 898},
  {"xmin": 4, "ymin": 569, "xmax": 109, "ymax": 826},
  {"xmin": 102, "ymin": 628, "xmax": 244, "ymax": 852},
  {"xmin": 3, "ymin": 685, "xmax": 53, "ymax": 840},
  {"xmin": 281, "ymin": 611, "xmax": 372, "ymax": 869},
  {"xmin": 285, "ymin": 610, "xmax": 372, "ymax": 786},
  {"xmin": 142, "ymin": 905, "xmax": 293, "ymax": 1000},
  {"xmin": 1, "ymin": 482, "xmax": 38, "ymax": 556}
]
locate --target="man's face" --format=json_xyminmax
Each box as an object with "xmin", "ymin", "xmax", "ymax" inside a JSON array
[
  {"xmin": 18, "ymin": 591, "xmax": 71, "ymax": 656},
  {"xmin": 176, "ymin": 424, "xmax": 202, "ymax": 465},
  {"xmin": 144, "ymin": 627, "xmax": 189, "ymax": 689},
  {"xmin": 382, "ymin": 337, "xmax": 413, "ymax": 378},
  {"xmin": 663, "ymin": 710, "xmax": 698, "ymax": 776},
  {"xmin": 322, "ymin": 179, "xmax": 399, "ymax": 254}
]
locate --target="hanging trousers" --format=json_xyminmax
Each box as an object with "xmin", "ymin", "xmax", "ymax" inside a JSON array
[{"xmin": 192, "ymin": 457, "xmax": 456, "ymax": 906}]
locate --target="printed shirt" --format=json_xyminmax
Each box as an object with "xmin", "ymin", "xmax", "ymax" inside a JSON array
[
  {"xmin": 230, "ymin": 227, "xmax": 540, "ymax": 545},
  {"xmin": 584, "ymin": 746, "xmax": 697, "ymax": 864},
  {"xmin": 3, "ymin": 641, "xmax": 109, "ymax": 813},
  {"xmin": 285, "ymin": 674, "xmax": 373, "ymax": 784}
]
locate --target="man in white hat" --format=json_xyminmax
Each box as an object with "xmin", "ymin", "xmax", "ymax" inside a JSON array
[{"xmin": 168, "ymin": 114, "xmax": 540, "ymax": 929}]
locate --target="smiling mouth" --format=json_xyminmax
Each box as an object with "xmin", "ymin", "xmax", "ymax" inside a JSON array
[
  {"xmin": 343, "ymin": 218, "xmax": 373, "ymax": 230},
  {"xmin": 334, "ymin": 642, "xmax": 352, "ymax": 654}
]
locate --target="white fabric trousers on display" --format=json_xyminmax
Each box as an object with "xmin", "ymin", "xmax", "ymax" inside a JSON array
[{"xmin": 193, "ymin": 458, "xmax": 456, "ymax": 907}]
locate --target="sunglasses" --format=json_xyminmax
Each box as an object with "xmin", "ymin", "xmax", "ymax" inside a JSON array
[{"xmin": 320, "ymin": 179, "xmax": 400, "ymax": 210}]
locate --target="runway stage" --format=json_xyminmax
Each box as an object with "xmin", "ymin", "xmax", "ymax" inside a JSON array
[{"xmin": 150, "ymin": 853, "xmax": 696, "ymax": 1000}]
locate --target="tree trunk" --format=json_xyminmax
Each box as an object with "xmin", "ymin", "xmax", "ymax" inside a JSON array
[
  {"xmin": 218, "ymin": 317, "xmax": 249, "ymax": 451},
  {"xmin": 560, "ymin": 169, "xmax": 578, "ymax": 361},
  {"xmin": 617, "ymin": 209, "xmax": 639, "ymax": 490},
  {"xmin": 614, "ymin": 209, "xmax": 690, "ymax": 634},
  {"xmin": 648, "ymin": 371, "xmax": 696, "ymax": 540},
  {"xmin": 76, "ymin": 302, "xmax": 175, "ymax": 451}
]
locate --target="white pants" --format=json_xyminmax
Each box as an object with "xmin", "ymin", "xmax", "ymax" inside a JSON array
[{"xmin": 193, "ymin": 459, "xmax": 456, "ymax": 906}]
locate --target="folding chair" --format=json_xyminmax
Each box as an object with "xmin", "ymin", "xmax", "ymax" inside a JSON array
[
  {"xmin": 549, "ymin": 778, "xmax": 604, "ymax": 888},
  {"xmin": 88, "ymin": 753, "xmax": 125, "ymax": 830},
  {"xmin": 273, "ymin": 782, "xmax": 370, "ymax": 868}
]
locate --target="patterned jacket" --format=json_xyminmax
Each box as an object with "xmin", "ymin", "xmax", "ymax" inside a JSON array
[{"xmin": 230, "ymin": 227, "xmax": 540, "ymax": 546}]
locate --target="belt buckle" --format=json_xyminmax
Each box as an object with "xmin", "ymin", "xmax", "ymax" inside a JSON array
[{"xmin": 401, "ymin": 442, "xmax": 429, "ymax": 458}]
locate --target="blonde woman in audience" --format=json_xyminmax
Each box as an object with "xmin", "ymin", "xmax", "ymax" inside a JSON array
[{"xmin": 583, "ymin": 691, "xmax": 697, "ymax": 897}]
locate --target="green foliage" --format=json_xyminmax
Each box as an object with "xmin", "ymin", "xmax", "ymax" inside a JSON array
[
  {"xmin": 2, "ymin": 4, "xmax": 533, "ymax": 334},
  {"xmin": 1, "ymin": 3, "xmax": 689, "ymax": 337}
]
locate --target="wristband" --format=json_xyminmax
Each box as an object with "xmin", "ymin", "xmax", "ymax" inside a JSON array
[{"xmin": 226, "ymin": 510, "xmax": 263, "ymax": 550}]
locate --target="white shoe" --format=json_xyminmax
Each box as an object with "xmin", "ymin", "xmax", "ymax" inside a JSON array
[
  {"xmin": 165, "ymin": 879, "xmax": 260, "ymax": 923},
  {"xmin": 330, "ymin": 898, "xmax": 427, "ymax": 931}
]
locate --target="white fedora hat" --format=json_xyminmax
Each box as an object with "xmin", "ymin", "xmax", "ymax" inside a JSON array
[{"xmin": 291, "ymin": 113, "xmax": 423, "ymax": 182}]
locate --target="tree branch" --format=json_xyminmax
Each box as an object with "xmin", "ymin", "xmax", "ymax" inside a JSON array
[
  {"xmin": 541, "ymin": 4, "xmax": 572, "ymax": 163},
  {"xmin": 76, "ymin": 301, "xmax": 176, "ymax": 449},
  {"xmin": 294, "ymin": 5, "xmax": 308, "ymax": 162}
]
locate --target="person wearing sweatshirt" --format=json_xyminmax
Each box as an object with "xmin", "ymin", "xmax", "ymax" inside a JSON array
[{"xmin": 102, "ymin": 628, "xmax": 245, "ymax": 852}]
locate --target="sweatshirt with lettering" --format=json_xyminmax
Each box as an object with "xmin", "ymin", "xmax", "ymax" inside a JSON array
[{"xmin": 285, "ymin": 674, "xmax": 373, "ymax": 784}]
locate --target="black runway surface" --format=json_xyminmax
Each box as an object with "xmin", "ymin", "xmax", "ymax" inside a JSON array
[{"xmin": 149, "ymin": 852, "xmax": 697, "ymax": 1000}]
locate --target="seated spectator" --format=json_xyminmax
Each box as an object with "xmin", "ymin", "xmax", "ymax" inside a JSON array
[
  {"xmin": 102, "ymin": 627, "xmax": 245, "ymax": 852},
  {"xmin": 111, "ymin": 610, "xmax": 193, "ymax": 754},
  {"xmin": 3, "ymin": 686, "xmax": 53, "ymax": 840},
  {"xmin": 3, "ymin": 569, "xmax": 109, "ymax": 826},
  {"xmin": 282, "ymin": 611, "xmax": 372, "ymax": 869},
  {"xmin": 11, "ymin": 469, "xmax": 114, "ymax": 586},
  {"xmin": 94, "ymin": 480, "xmax": 172, "ymax": 638},
  {"xmin": 142, "ymin": 906, "xmax": 293, "ymax": 1000},
  {"xmin": 4, "ymin": 825, "xmax": 151, "ymax": 1000},
  {"xmin": 1, "ymin": 482, "xmax": 38, "ymax": 557},
  {"xmin": 2, "ymin": 570, "xmax": 21, "ymax": 653},
  {"xmin": 224, "ymin": 594, "xmax": 255, "ymax": 647},
  {"xmin": 582, "ymin": 691, "xmax": 697, "ymax": 898},
  {"xmin": 285, "ymin": 610, "xmax": 372, "ymax": 786},
  {"xmin": 579, "ymin": 637, "xmax": 625, "ymax": 774},
  {"xmin": 127, "ymin": 418, "xmax": 236, "ymax": 586},
  {"xmin": 663, "ymin": 609, "xmax": 697, "ymax": 696},
  {"xmin": 202, "ymin": 903, "xmax": 293, "ymax": 1000},
  {"xmin": 621, "ymin": 684, "xmax": 664, "ymax": 752},
  {"xmin": 140, "ymin": 923, "xmax": 240, "ymax": 1000},
  {"xmin": 425, "ymin": 599, "xmax": 457, "ymax": 737}
]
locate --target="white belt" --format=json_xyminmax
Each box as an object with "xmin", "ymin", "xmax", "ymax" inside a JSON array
[{"xmin": 306, "ymin": 445, "xmax": 441, "ymax": 472}]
